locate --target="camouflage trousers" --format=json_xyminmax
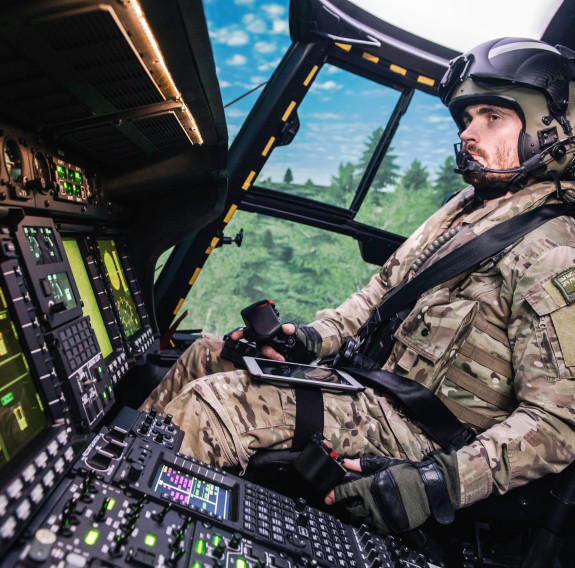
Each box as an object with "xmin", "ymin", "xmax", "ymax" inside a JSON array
[{"xmin": 139, "ymin": 335, "xmax": 435, "ymax": 471}]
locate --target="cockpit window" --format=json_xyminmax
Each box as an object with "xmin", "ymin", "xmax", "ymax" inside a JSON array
[
  {"xmin": 354, "ymin": 90, "xmax": 466, "ymax": 236},
  {"xmin": 255, "ymin": 64, "xmax": 402, "ymax": 208},
  {"xmin": 166, "ymin": 210, "xmax": 378, "ymax": 335}
]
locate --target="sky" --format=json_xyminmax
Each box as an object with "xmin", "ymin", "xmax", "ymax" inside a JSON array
[{"xmin": 201, "ymin": 0, "xmax": 555, "ymax": 187}]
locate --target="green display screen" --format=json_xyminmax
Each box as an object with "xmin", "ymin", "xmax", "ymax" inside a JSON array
[
  {"xmin": 97, "ymin": 239, "xmax": 141, "ymax": 338},
  {"xmin": 62, "ymin": 239, "xmax": 113, "ymax": 359},
  {"xmin": 46, "ymin": 272, "xmax": 77, "ymax": 310},
  {"xmin": 24, "ymin": 226, "xmax": 63, "ymax": 265},
  {"xmin": 0, "ymin": 284, "xmax": 49, "ymax": 472}
]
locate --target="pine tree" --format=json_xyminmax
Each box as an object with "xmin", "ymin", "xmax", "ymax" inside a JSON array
[
  {"xmin": 401, "ymin": 159, "xmax": 429, "ymax": 191},
  {"xmin": 433, "ymin": 156, "xmax": 467, "ymax": 202},
  {"xmin": 357, "ymin": 127, "xmax": 401, "ymax": 190},
  {"xmin": 283, "ymin": 167, "xmax": 293, "ymax": 184}
]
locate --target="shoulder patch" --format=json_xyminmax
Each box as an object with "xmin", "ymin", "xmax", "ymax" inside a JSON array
[{"xmin": 553, "ymin": 268, "xmax": 575, "ymax": 304}]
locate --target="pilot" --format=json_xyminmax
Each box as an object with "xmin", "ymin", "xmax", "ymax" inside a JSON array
[{"xmin": 141, "ymin": 37, "xmax": 575, "ymax": 535}]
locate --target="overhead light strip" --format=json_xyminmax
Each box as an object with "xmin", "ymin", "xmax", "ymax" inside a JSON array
[{"xmin": 130, "ymin": 1, "xmax": 203, "ymax": 144}]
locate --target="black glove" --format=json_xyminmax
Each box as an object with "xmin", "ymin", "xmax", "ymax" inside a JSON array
[
  {"xmin": 289, "ymin": 325, "xmax": 321, "ymax": 362},
  {"xmin": 332, "ymin": 452, "xmax": 460, "ymax": 535},
  {"xmin": 221, "ymin": 324, "xmax": 321, "ymax": 366}
]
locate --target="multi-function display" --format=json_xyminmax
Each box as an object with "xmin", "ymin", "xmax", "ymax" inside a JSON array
[
  {"xmin": 152, "ymin": 463, "xmax": 231, "ymax": 519},
  {"xmin": 97, "ymin": 239, "xmax": 141, "ymax": 338},
  {"xmin": 0, "ymin": 284, "xmax": 49, "ymax": 472}
]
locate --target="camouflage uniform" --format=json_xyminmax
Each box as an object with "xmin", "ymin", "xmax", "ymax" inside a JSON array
[{"xmin": 141, "ymin": 180, "xmax": 575, "ymax": 509}]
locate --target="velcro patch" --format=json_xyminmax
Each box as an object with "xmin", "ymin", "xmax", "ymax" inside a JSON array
[{"xmin": 553, "ymin": 268, "xmax": 575, "ymax": 305}]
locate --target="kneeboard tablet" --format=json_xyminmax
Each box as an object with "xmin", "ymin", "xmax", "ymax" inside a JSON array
[{"xmin": 244, "ymin": 356, "xmax": 365, "ymax": 392}]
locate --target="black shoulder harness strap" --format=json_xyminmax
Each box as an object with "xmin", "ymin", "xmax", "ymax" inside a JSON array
[
  {"xmin": 358, "ymin": 201, "xmax": 575, "ymax": 340},
  {"xmin": 340, "ymin": 201, "xmax": 575, "ymax": 451}
]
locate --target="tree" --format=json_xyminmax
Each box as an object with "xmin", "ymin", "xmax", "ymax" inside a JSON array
[
  {"xmin": 329, "ymin": 161, "xmax": 356, "ymax": 206},
  {"xmin": 433, "ymin": 156, "xmax": 467, "ymax": 202},
  {"xmin": 357, "ymin": 127, "xmax": 401, "ymax": 190},
  {"xmin": 283, "ymin": 167, "xmax": 293, "ymax": 184},
  {"xmin": 401, "ymin": 159, "xmax": 429, "ymax": 191}
]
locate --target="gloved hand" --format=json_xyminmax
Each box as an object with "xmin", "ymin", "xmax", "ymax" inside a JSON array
[
  {"xmin": 227, "ymin": 324, "xmax": 321, "ymax": 362},
  {"xmin": 325, "ymin": 452, "xmax": 460, "ymax": 535}
]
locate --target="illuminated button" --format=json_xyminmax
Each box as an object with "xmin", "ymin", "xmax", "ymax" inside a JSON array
[
  {"xmin": 30, "ymin": 484, "xmax": 44, "ymax": 504},
  {"xmin": 16, "ymin": 499, "xmax": 31, "ymax": 520},
  {"xmin": 65, "ymin": 552, "xmax": 87, "ymax": 568},
  {"xmin": 144, "ymin": 533, "xmax": 156, "ymax": 547},
  {"xmin": 7, "ymin": 478, "xmax": 23, "ymax": 499},
  {"xmin": 191, "ymin": 564, "xmax": 202, "ymax": 568},
  {"xmin": 22, "ymin": 464, "xmax": 36, "ymax": 483},
  {"xmin": 35, "ymin": 451, "xmax": 48, "ymax": 469},
  {"xmin": 84, "ymin": 529, "xmax": 99, "ymax": 545},
  {"xmin": 236, "ymin": 559, "xmax": 247, "ymax": 568},
  {"xmin": 47, "ymin": 440, "xmax": 59, "ymax": 457},
  {"xmin": 0, "ymin": 516, "xmax": 17, "ymax": 539},
  {"xmin": 106, "ymin": 498, "xmax": 116, "ymax": 511},
  {"xmin": 42, "ymin": 470, "xmax": 55, "ymax": 489},
  {"xmin": 0, "ymin": 494, "xmax": 8, "ymax": 516},
  {"xmin": 54, "ymin": 458, "xmax": 65, "ymax": 474},
  {"xmin": 195, "ymin": 539, "xmax": 206, "ymax": 554}
]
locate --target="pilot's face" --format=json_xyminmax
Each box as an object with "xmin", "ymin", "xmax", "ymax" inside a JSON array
[{"xmin": 459, "ymin": 104, "xmax": 523, "ymax": 187}]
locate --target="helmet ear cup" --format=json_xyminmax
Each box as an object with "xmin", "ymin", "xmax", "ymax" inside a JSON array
[{"xmin": 518, "ymin": 131, "xmax": 540, "ymax": 164}]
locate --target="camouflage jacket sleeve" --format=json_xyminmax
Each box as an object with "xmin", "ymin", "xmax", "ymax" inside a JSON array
[
  {"xmin": 303, "ymin": 189, "xmax": 475, "ymax": 358},
  {"xmin": 457, "ymin": 235, "xmax": 575, "ymax": 507},
  {"xmin": 306, "ymin": 272, "xmax": 390, "ymax": 357}
]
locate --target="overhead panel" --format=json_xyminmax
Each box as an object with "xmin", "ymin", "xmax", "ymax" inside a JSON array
[{"xmin": 0, "ymin": 1, "xmax": 203, "ymax": 167}]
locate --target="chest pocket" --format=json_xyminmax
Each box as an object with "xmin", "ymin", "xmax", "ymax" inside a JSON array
[
  {"xmin": 524, "ymin": 275, "xmax": 575, "ymax": 379},
  {"xmin": 392, "ymin": 291, "xmax": 479, "ymax": 389}
]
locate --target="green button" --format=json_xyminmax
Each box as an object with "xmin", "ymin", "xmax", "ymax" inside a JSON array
[{"xmin": 85, "ymin": 529, "xmax": 99, "ymax": 545}]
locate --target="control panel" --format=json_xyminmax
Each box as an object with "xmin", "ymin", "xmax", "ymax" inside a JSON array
[{"xmin": 1, "ymin": 408, "xmax": 444, "ymax": 568}]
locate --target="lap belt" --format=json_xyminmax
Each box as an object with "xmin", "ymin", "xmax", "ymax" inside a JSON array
[
  {"xmin": 337, "ymin": 366, "xmax": 475, "ymax": 451},
  {"xmin": 293, "ymin": 388, "xmax": 324, "ymax": 451}
]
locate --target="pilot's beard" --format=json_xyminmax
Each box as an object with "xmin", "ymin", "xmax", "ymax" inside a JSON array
[{"xmin": 462, "ymin": 145, "xmax": 519, "ymax": 188}]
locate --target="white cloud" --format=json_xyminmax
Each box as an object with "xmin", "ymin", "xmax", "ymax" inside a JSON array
[
  {"xmin": 271, "ymin": 19, "xmax": 289, "ymax": 35},
  {"xmin": 258, "ymin": 58, "xmax": 281, "ymax": 71},
  {"xmin": 310, "ymin": 112, "xmax": 344, "ymax": 120},
  {"xmin": 248, "ymin": 76, "xmax": 267, "ymax": 86},
  {"xmin": 255, "ymin": 41, "xmax": 277, "ymax": 54},
  {"xmin": 234, "ymin": 0, "xmax": 254, "ymax": 4},
  {"xmin": 226, "ymin": 108, "xmax": 248, "ymax": 118},
  {"xmin": 219, "ymin": 80, "xmax": 231, "ymax": 88},
  {"xmin": 227, "ymin": 54, "xmax": 248, "ymax": 66},
  {"xmin": 262, "ymin": 4, "xmax": 285, "ymax": 17},
  {"xmin": 244, "ymin": 16, "xmax": 267, "ymax": 33},
  {"xmin": 425, "ymin": 115, "xmax": 453, "ymax": 124},
  {"xmin": 210, "ymin": 28, "xmax": 250, "ymax": 46},
  {"xmin": 311, "ymin": 80, "xmax": 343, "ymax": 91}
]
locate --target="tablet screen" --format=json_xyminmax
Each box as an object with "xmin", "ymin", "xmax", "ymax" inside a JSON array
[{"xmin": 244, "ymin": 357, "xmax": 364, "ymax": 391}]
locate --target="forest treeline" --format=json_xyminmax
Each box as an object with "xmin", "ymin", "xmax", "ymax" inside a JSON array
[{"xmin": 176, "ymin": 127, "xmax": 467, "ymax": 335}]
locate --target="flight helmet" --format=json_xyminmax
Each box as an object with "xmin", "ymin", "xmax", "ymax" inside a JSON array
[{"xmin": 438, "ymin": 37, "xmax": 575, "ymax": 186}]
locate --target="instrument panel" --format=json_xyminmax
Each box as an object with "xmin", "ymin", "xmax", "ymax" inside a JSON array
[{"xmin": 0, "ymin": 127, "xmax": 110, "ymax": 213}]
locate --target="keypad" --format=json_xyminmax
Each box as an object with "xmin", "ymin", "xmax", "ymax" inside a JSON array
[{"xmin": 243, "ymin": 484, "xmax": 357, "ymax": 566}]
